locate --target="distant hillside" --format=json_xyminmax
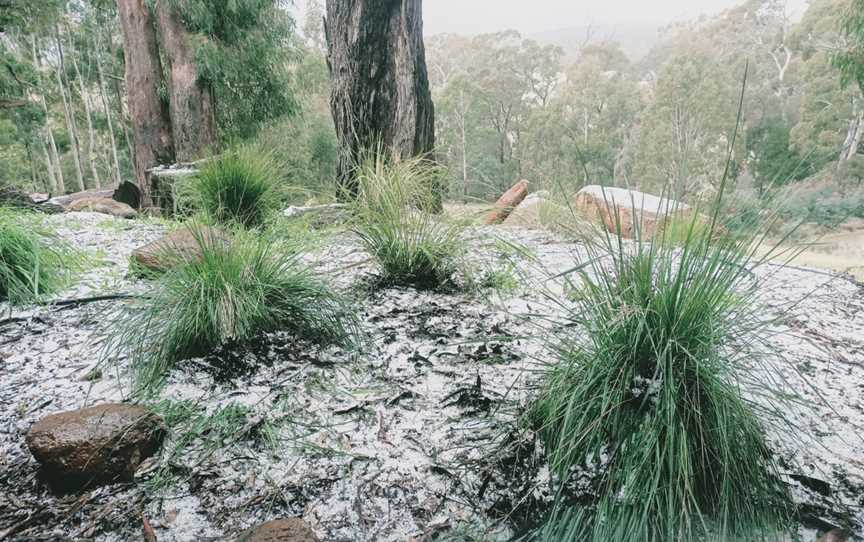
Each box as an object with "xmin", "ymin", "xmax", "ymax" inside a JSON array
[{"xmin": 530, "ymin": 23, "xmax": 663, "ymax": 61}]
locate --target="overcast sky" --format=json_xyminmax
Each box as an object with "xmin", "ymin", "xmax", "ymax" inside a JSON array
[
  {"xmin": 421, "ymin": 0, "xmax": 809, "ymax": 34},
  {"xmin": 295, "ymin": 0, "xmax": 810, "ymax": 35}
]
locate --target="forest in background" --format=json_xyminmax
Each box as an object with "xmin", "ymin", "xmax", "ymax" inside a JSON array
[{"xmin": 1, "ymin": 0, "xmax": 863, "ymax": 228}]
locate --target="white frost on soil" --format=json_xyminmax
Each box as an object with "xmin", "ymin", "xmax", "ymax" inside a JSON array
[{"xmin": 1, "ymin": 213, "xmax": 862, "ymax": 541}]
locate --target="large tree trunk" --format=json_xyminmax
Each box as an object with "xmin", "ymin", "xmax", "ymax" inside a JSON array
[
  {"xmin": 117, "ymin": 0, "xmax": 175, "ymax": 207},
  {"xmin": 324, "ymin": 0, "xmax": 435, "ymax": 199},
  {"xmin": 153, "ymin": 0, "xmax": 217, "ymax": 162}
]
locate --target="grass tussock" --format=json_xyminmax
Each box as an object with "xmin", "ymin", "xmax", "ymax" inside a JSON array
[
  {"xmin": 528, "ymin": 209, "xmax": 795, "ymax": 541},
  {"xmin": 186, "ymin": 146, "xmax": 283, "ymax": 228},
  {"xmin": 353, "ymin": 153, "xmax": 468, "ymax": 290},
  {"xmin": 145, "ymin": 399, "xmax": 254, "ymax": 491},
  {"xmin": 109, "ymin": 226, "xmax": 358, "ymax": 393},
  {"xmin": 0, "ymin": 209, "xmax": 77, "ymax": 305}
]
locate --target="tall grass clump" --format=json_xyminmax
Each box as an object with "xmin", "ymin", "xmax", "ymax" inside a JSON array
[
  {"xmin": 528, "ymin": 207, "xmax": 795, "ymax": 542},
  {"xmin": 0, "ymin": 209, "xmax": 77, "ymax": 305},
  {"xmin": 108, "ymin": 227, "xmax": 358, "ymax": 393},
  {"xmin": 352, "ymin": 153, "xmax": 468, "ymax": 289},
  {"xmin": 187, "ymin": 146, "xmax": 283, "ymax": 228}
]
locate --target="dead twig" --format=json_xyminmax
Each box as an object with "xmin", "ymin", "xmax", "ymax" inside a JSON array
[{"xmin": 50, "ymin": 294, "xmax": 140, "ymax": 311}]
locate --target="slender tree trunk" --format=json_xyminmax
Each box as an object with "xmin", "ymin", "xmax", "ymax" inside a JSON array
[
  {"xmin": 69, "ymin": 39, "xmax": 102, "ymax": 189},
  {"xmin": 31, "ymin": 36, "xmax": 65, "ymax": 194},
  {"xmin": 54, "ymin": 27, "xmax": 86, "ymax": 192},
  {"xmin": 843, "ymin": 101, "xmax": 863, "ymax": 162},
  {"xmin": 94, "ymin": 33, "xmax": 122, "ymax": 186},
  {"xmin": 153, "ymin": 0, "xmax": 217, "ymax": 162},
  {"xmin": 107, "ymin": 29, "xmax": 136, "ymax": 165},
  {"xmin": 324, "ymin": 0, "xmax": 436, "ymax": 200},
  {"xmin": 45, "ymin": 122, "xmax": 65, "ymax": 194},
  {"xmin": 460, "ymin": 95, "xmax": 468, "ymax": 202},
  {"xmin": 115, "ymin": 75, "xmax": 135, "ymax": 164},
  {"xmin": 117, "ymin": 0, "xmax": 175, "ymax": 207},
  {"xmin": 40, "ymin": 140, "xmax": 58, "ymax": 194},
  {"xmin": 25, "ymin": 142, "xmax": 40, "ymax": 191}
]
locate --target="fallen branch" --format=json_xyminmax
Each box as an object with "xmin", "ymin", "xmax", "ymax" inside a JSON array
[{"xmin": 50, "ymin": 294, "xmax": 140, "ymax": 310}]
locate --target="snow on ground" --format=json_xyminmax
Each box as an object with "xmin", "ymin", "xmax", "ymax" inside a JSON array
[{"xmin": 0, "ymin": 212, "xmax": 862, "ymax": 541}]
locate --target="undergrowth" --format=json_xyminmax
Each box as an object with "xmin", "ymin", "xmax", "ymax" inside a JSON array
[
  {"xmin": 184, "ymin": 146, "xmax": 283, "ymax": 228},
  {"xmin": 0, "ymin": 209, "xmax": 78, "ymax": 305},
  {"xmin": 528, "ymin": 208, "xmax": 796, "ymax": 541},
  {"xmin": 107, "ymin": 226, "xmax": 359, "ymax": 394},
  {"xmin": 352, "ymin": 153, "xmax": 470, "ymax": 290},
  {"xmin": 526, "ymin": 72, "xmax": 799, "ymax": 541},
  {"xmin": 146, "ymin": 400, "xmax": 255, "ymax": 491}
]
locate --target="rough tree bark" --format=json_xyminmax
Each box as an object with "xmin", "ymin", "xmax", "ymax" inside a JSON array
[
  {"xmin": 154, "ymin": 0, "xmax": 217, "ymax": 162},
  {"xmin": 117, "ymin": 0, "xmax": 175, "ymax": 207},
  {"xmin": 324, "ymin": 0, "xmax": 436, "ymax": 199}
]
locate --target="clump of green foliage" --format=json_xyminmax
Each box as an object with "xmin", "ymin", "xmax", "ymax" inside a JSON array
[
  {"xmin": 109, "ymin": 227, "xmax": 358, "ymax": 393},
  {"xmin": 163, "ymin": 0, "xmax": 298, "ymax": 141},
  {"xmin": 145, "ymin": 399, "xmax": 254, "ymax": 491},
  {"xmin": 835, "ymin": 0, "xmax": 864, "ymax": 96},
  {"xmin": 353, "ymin": 153, "xmax": 468, "ymax": 290},
  {"xmin": 656, "ymin": 211, "xmax": 716, "ymax": 246},
  {"xmin": 528, "ymin": 208, "xmax": 794, "ymax": 541},
  {"xmin": 187, "ymin": 147, "xmax": 283, "ymax": 228},
  {"xmin": 0, "ymin": 209, "xmax": 76, "ymax": 305},
  {"xmin": 776, "ymin": 176, "xmax": 864, "ymax": 228}
]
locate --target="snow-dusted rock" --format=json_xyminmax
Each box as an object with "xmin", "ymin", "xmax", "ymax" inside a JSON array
[{"xmin": 574, "ymin": 185, "xmax": 690, "ymax": 239}]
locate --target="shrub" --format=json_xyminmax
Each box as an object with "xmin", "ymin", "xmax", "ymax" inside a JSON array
[
  {"xmin": 777, "ymin": 180, "xmax": 864, "ymax": 227},
  {"xmin": 352, "ymin": 153, "xmax": 468, "ymax": 290},
  {"xmin": 108, "ymin": 227, "xmax": 359, "ymax": 393},
  {"xmin": 0, "ymin": 209, "xmax": 76, "ymax": 305},
  {"xmin": 528, "ymin": 211, "xmax": 794, "ymax": 541},
  {"xmin": 187, "ymin": 146, "xmax": 283, "ymax": 228}
]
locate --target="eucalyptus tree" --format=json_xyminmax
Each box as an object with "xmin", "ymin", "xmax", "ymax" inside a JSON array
[
  {"xmin": 153, "ymin": 1, "xmax": 216, "ymax": 162},
  {"xmin": 117, "ymin": 0, "xmax": 175, "ymax": 204},
  {"xmin": 835, "ymin": 0, "xmax": 864, "ymax": 159},
  {"xmin": 324, "ymin": 0, "xmax": 435, "ymax": 200},
  {"xmin": 632, "ymin": 50, "xmax": 739, "ymax": 198},
  {"xmin": 536, "ymin": 44, "xmax": 641, "ymax": 187},
  {"xmin": 117, "ymin": 0, "xmax": 297, "ymax": 204},
  {"xmin": 791, "ymin": 0, "xmax": 863, "ymax": 165}
]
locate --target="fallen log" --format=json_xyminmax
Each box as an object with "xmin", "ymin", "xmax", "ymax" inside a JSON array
[
  {"xmin": 47, "ymin": 189, "xmax": 115, "ymax": 208},
  {"xmin": 0, "ymin": 188, "xmax": 64, "ymax": 214}
]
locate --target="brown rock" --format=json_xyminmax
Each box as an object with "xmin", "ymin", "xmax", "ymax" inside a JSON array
[
  {"xmin": 818, "ymin": 529, "xmax": 850, "ymax": 542},
  {"xmin": 25, "ymin": 403, "xmax": 164, "ymax": 491},
  {"xmin": 573, "ymin": 185, "xmax": 690, "ymax": 240},
  {"xmin": 483, "ymin": 180, "xmax": 529, "ymax": 225},
  {"xmin": 131, "ymin": 226, "xmax": 230, "ymax": 274},
  {"xmin": 68, "ymin": 197, "xmax": 138, "ymax": 219},
  {"xmin": 236, "ymin": 519, "xmax": 319, "ymax": 542}
]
